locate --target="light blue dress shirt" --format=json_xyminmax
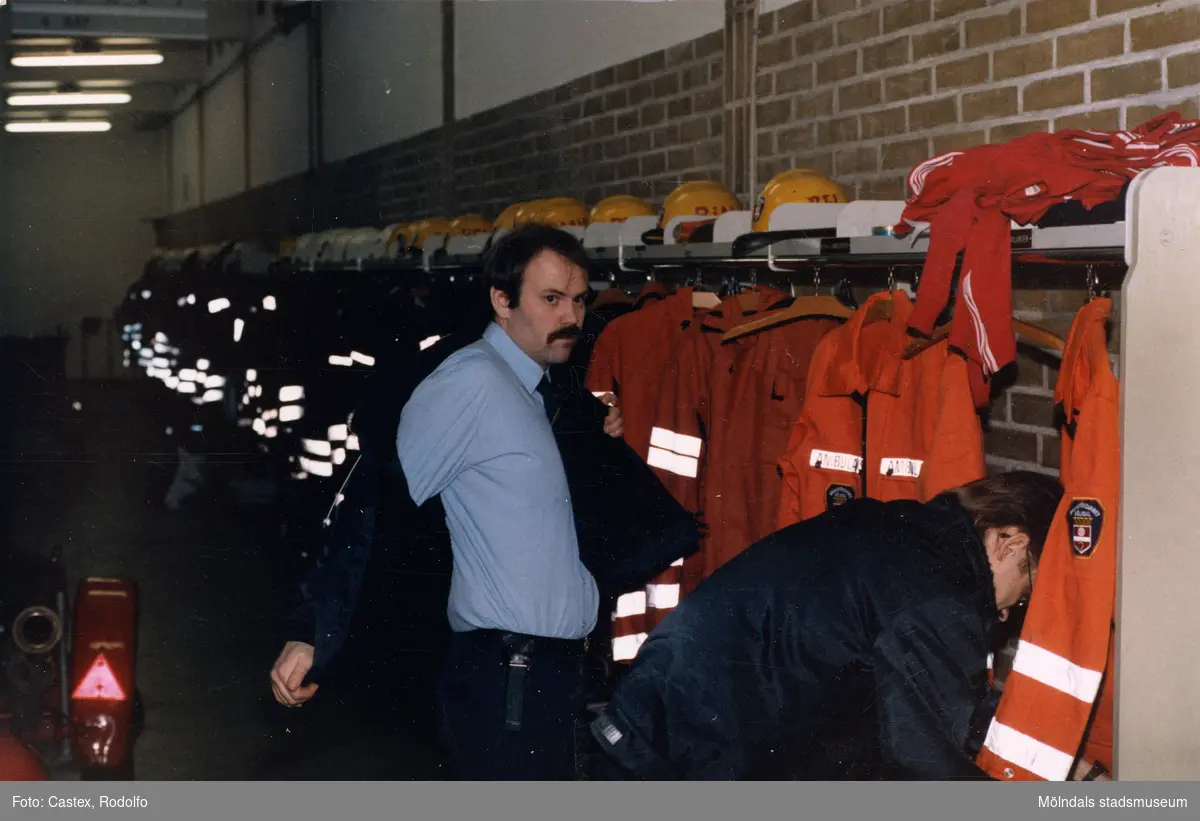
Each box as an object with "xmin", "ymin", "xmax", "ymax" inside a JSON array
[{"xmin": 396, "ymin": 322, "xmax": 599, "ymax": 639}]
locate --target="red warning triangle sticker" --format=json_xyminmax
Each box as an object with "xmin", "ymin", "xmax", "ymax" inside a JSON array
[{"xmin": 72, "ymin": 653, "xmax": 127, "ymax": 701}]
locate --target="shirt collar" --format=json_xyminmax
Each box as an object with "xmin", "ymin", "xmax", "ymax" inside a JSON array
[{"xmin": 482, "ymin": 321, "xmax": 544, "ymax": 395}]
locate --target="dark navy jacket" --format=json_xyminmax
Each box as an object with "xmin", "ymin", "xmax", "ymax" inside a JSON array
[
  {"xmin": 285, "ymin": 333, "xmax": 701, "ymax": 679},
  {"xmin": 591, "ymin": 495, "xmax": 1001, "ymax": 781}
]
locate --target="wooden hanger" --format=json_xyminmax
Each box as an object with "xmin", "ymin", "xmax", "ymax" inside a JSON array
[
  {"xmin": 902, "ymin": 318, "xmax": 1065, "ymax": 359},
  {"xmin": 592, "ymin": 287, "xmax": 635, "ymax": 309},
  {"xmin": 722, "ymin": 292, "xmax": 894, "ymax": 343}
]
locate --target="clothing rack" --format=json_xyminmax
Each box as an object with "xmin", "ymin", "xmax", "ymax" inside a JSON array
[{"xmin": 135, "ymin": 169, "xmax": 1196, "ymax": 778}]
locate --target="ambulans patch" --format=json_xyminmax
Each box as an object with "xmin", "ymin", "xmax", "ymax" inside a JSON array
[
  {"xmin": 1068, "ymin": 499, "xmax": 1103, "ymax": 558},
  {"xmin": 826, "ymin": 484, "xmax": 855, "ymax": 510}
]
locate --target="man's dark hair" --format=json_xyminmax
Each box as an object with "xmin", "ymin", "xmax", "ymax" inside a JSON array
[
  {"xmin": 481, "ymin": 223, "xmax": 592, "ymax": 311},
  {"xmin": 951, "ymin": 471, "xmax": 1064, "ymax": 564}
]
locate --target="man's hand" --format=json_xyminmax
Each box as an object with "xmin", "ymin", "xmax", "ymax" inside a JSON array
[
  {"xmin": 599, "ymin": 393, "xmax": 624, "ymax": 439},
  {"xmin": 270, "ymin": 641, "xmax": 319, "ymax": 707}
]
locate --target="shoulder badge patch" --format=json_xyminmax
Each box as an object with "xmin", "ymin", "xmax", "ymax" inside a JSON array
[
  {"xmin": 826, "ymin": 484, "xmax": 856, "ymax": 510},
  {"xmin": 1068, "ymin": 499, "xmax": 1103, "ymax": 558}
]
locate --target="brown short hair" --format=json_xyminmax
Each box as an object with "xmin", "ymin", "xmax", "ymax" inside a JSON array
[{"xmin": 949, "ymin": 471, "xmax": 1064, "ymax": 563}]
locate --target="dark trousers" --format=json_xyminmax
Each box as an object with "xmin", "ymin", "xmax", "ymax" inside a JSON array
[{"xmin": 435, "ymin": 629, "xmax": 585, "ymax": 780}]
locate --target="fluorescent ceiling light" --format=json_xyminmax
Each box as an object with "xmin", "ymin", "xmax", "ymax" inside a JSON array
[
  {"xmin": 98, "ymin": 38, "xmax": 159, "ymax": 47},
  {"xmin": 8, "ymin": 92, "xmax": 131, "ymax": 106},
  {"xmin": 11, "ymin": 52, "xmax": 163, "ymax": 68},
  {"xmin": 3, "ymin": 81, "xmax": 59, "ymax": 90},
  {"xmin": 5, "ymin": 121, "xmax": 112, "ymax": 133},
  {"xmin": 7, "ymin": 38, "xmax": 76, "ymax": 48},
  {"xmin": 79, "ymin": 80, "xmax": 136, "ymax": 89}
]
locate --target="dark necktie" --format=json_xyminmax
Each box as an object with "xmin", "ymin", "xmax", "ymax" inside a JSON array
[{"xmin": 535, "ymin": 374, "xmax": 560, "ymax": 424}]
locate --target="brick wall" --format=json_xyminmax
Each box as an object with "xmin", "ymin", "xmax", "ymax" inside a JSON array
[
  {"xmin": 754, "ymin": 0, "xmax": 1200, "ymax": 199},
  {"xmin": 157, "ymin": 0, "xmax": 1159, "ymax": 476}
]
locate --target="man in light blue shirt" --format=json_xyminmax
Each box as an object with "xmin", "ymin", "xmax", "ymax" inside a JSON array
[{"xmin": 395, "ymin": 224, "xmax": 622, "ymax": 780}]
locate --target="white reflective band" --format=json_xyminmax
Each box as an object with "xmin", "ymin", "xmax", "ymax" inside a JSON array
[
  {"xmin": 333, "ymin": 448, "xmax": 347, "ymax": 465},
  {"xmin": 303, "ymin": 439, "xmax": 332, "ymax": 457},
  {"xmin": 279, "ymin": 405, "xmax": 304, "ymax": 423},
  {"xmin": 328, "ymin": 424, "xmax": 349, "ymax": 441},
  {"xmin": 670, "ymin": 557, "xmax": 684, "ymax": 567},
  {"xmin": 350, "ymin": 351, "xmax": 376, "ymax": 366},
  {"xmin": 233, "ymin": 318, "xmax": 245, "ymax": 342},
  {"xmin": 197, "ymin": 359, "xmax": 210, "ymax": 371},
  {"xmin": 265, "ymin": 426, "xmax": 278, "ymax": 439},
  {"xmin": 208, "ymin": 298, "xmax": 231, "ymax": 314},
  {"xmin": 647, "ymin": 583, "xmax": 680, "ymax": 610},
  {"xmin": 202, "ymin": 389, "xmax": 223, "ymax": 403},
  {"xmin": 177, "ymin": 382, "xmax": 197, "ymax": 394},
  {"xmin": 279, "ymin": 385, "xmax": 305, "ymax": 403},
  {"xmin": 346, "ymin": 434, "xmax": 360, "ymax": 451},
  {"xmin": 152, "ymin": 357, "xmax": 169, "ymax": 368},
  {"xmin": 245, "ymin": 369, "xmax": 257, "ymax": 382},
  {"xmin": 649, "ymin": 426, "xmax": 702, "ymax": 458},
  {"xmin": 809, "ymin": 449, "xmax": 864, "ymax": 474},
  {"xmin": 262, "ymin": 409, "xmax": 278, "ymax": 421},
  {"xmin": 982, "ymin": 721, "xmax": 1074, "ymax": 781},
  {"xmin": 419, "ymin": 335, "xmax": 442, "ymax": 351},
  {"xmin": 612, "ymin": 633, "xmax": 648, "ymax": 662},
  {"xmin": 175, "ymin": 368, "xmax": 194, "ymax": 381},
  {"xmin": 263, "ymin": 295, "xmax": 277, "ymax": 311},
  {"xmin": 252, "ymin": 418, "xmax": 267, "ymax": 435},
  {"xmin": 205, "ymin": 375, "xmax": 227, "ymax": 389},
  {"xmin": 1011, "ymin": 640, "xmax": 1104, "ymax": 703},
  {"xmin": 299, "ymin": 456, "xmax": 334, "ymax": 478},
  {"xmin": 328, "ymin": 354, "xmax": 354, "ymax": 367},
  {"xmin": 987, "ymin": 653, "xmax": 994, "ymax": 670},
  {"xmin": 615, "ymin": 591, "xmax": 647, "ymax": 618},
  {"xmin": 647, "ymin": 446, "xmax": 699, "ymax": 478},
  {"xmin": 880, "ymin": 457, "xmax": 923, "ymax": 478}
]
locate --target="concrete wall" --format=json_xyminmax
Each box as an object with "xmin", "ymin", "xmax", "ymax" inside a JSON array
[
  {"xmin": 0, "ymin": 130, "xmax": 164, "ymax": 376},
  {"xmin": 455, "ymin": 0, "xmax": 722, "ymax": 118},
  {"xmin": 321, "ymin": 0, "xmax": 444, "ymax": 163}
]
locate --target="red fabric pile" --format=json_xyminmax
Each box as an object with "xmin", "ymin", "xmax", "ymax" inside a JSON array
[{"xmin": 893, "ymin": 111, "xmax": 1200, "ymax": 406}]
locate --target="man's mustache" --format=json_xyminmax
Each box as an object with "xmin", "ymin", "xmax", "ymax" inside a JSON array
[{"xmin": 548, "ymin": 326, "xmax": 583, "ymax": 342}]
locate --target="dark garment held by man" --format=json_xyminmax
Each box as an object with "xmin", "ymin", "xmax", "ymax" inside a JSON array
[{"xmin": 591, "ymin": 494, "xmax": 1003, "ymax": 780}]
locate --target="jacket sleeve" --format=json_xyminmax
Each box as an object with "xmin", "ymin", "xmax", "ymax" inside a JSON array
[
  {"xmin": 872, "ymin": 595, "xmax": 996, "ymax": 780},
  {"xmin": 585, "ymin": 322, "xmax": 621, "ymax": 396},
  {"xmin": 919, "ymin": 350, "xmax": 987, "ymax": 500}
]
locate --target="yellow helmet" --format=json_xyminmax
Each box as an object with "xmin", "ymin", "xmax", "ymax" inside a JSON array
[
  {"xmin": 277, "ymin": 236, "xmax": 298, "ymax": 258},
  {"xmin": 383, "ymin": 223, "xmax": 413, "ymax": 255},
  {"xmin": 448, "ymin": 213, "xmax": 494, "ymax": 236},
  {"xmin": 589, "ymin": 195, "xmax": 656, "ymax": 224},
  {"xmin": 509, "ymin": 200, "xmax": 545, "ymax": 227},
  {"xmin": 525, "ymin": 197, "xmax": 589, "ymax": 228},
  {"xmin": 660, "ymin": 180, "xmax": 740, "ymax": 228},
  {"xmin": 408, "ymin": 217, "xmax": 454, "ymax": 250},
  {"xmin": 752, "ymin": 169, "xmax": 848, "ymax": 232},
  {"xmin": 495, "ymin": 202, "xmax": 526, "ymax": 230}
]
